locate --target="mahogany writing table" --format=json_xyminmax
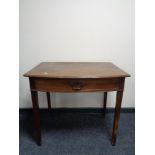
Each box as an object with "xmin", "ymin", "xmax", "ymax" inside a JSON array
[{"xmin": 24, "ymin": 62, "xmax": 130, "ymax": 146}]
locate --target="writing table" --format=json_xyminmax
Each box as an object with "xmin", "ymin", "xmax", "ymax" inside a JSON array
[{"xmin": 24, "ymin": 62, "xmax": 130, "ymax": 146}]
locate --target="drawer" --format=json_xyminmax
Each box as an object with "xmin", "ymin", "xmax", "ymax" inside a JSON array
[{"xmin": 30, "ymin": 77, "xmax": 124, "ymax": 92}]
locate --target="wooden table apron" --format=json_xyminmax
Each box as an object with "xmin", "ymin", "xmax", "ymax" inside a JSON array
[{"xmin": 29, "ymin": 76, "xmax": 125, "ymax": 146}]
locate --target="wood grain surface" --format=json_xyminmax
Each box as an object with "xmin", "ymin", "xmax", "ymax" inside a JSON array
[{"xmin": 24, "ymin": 62, "xmax": 130, "ymax": 78}]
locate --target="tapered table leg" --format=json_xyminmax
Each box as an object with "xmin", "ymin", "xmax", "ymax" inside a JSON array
[
  {"xmin": 112, "ymin": 91, "xmax": 124, "ymax": 145},
  {"xmin": 30, "ymin": 90, "xmax": 41, "ymax": 146},
  {"xmin": 103, "ymin": 92, "xmax": 107, "ymax": 117},
  {"xmin": 46, "ymin": 92, "xmax": 51, "ymax": 110}
]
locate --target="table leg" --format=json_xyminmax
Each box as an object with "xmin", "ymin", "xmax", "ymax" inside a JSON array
[
  {"xmin": 30, "ymin": 90, "xmax": 41, "ymax": 146},
  {"xmin": 112, "ymin": 91, "xmax": 123, "ymax": 145},
  {"xmin": 103, "ymin": 92, "xmax": 107, "ymax": 117},
  {"xmin": 46, "ymin": 92, "xmax": 51, "ymax": 110}
]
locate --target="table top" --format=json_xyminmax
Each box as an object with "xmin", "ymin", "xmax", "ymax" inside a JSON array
[{"xmin": 24, "ymin": 62, "xmax": 130, "ymax": 79}]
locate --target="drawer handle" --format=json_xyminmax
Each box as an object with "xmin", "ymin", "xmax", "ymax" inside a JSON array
[{"xmin": 69, "ymin": 81, "xmax": 84, "ymax": 91}]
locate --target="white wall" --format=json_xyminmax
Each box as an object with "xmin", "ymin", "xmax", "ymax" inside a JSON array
[{"xmin": 19, "ymin": 0, "xmax": 135, "ymax": 108}]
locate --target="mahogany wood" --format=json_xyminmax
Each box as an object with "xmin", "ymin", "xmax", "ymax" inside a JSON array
[
  {"xmin": 103, "ymin": 92, "xmax": 108, "ymax": 117},
  {"xmin": 29, "ymin": 77, "xmax": 124, "ymax": 92},
  {"xmin": 29, "ymin": 78, "xmax": 41, "ymax": 145},
  {"xmin": 46, "ymin": 92, "xmax": 51, "ymax": 110},
  {"xmin": 24, "ymin": 62, "xmax": 130, "ymax": 79},
  {"xmin": 112, "ymin": 90, "xmax": 124, "ymax": 145},
  {"xmin": 24, "ymin": 62, "xmax": 130, "ymax": 146}
]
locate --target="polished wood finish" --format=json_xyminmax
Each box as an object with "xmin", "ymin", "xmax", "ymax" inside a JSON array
[
  {"xmin": 30, "ymin": 78, "xmax": 41, "ymax": 145},
  {"xmin": 24, "ymin": 62, "xmax": 130, "ymax": 146},
  {"xmin": 103, "ymin": 92, "xmax": 108, "ymax": 117},
  {"xmin": 24, "ymin": 62, "xmax": 130, "ymax": 79},
  {"xmin": 46, "ymin": 92, "xmax": 51, "ymax": 110},
  {"xmin": 112, "ymin": 90, "xmax": 124, "ymax": 145},
  {"xmin": 29, "ymin": 77, "xmax": 124, "ymax": 92}
]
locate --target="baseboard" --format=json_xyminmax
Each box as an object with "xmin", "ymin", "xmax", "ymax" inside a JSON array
[{"xmin": 19, "ymin": 107, "xmax": 135, "ymax": 114}]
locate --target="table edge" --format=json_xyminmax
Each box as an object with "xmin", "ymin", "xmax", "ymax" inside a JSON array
[{"xmin": 23, "ymin": 74, "xmax": 130, "ymax": 79}]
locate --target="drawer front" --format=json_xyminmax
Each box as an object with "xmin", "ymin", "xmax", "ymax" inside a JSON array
[{"xmin": 30, "ymin": 78, "xmax": 124, "ymax": 92}]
